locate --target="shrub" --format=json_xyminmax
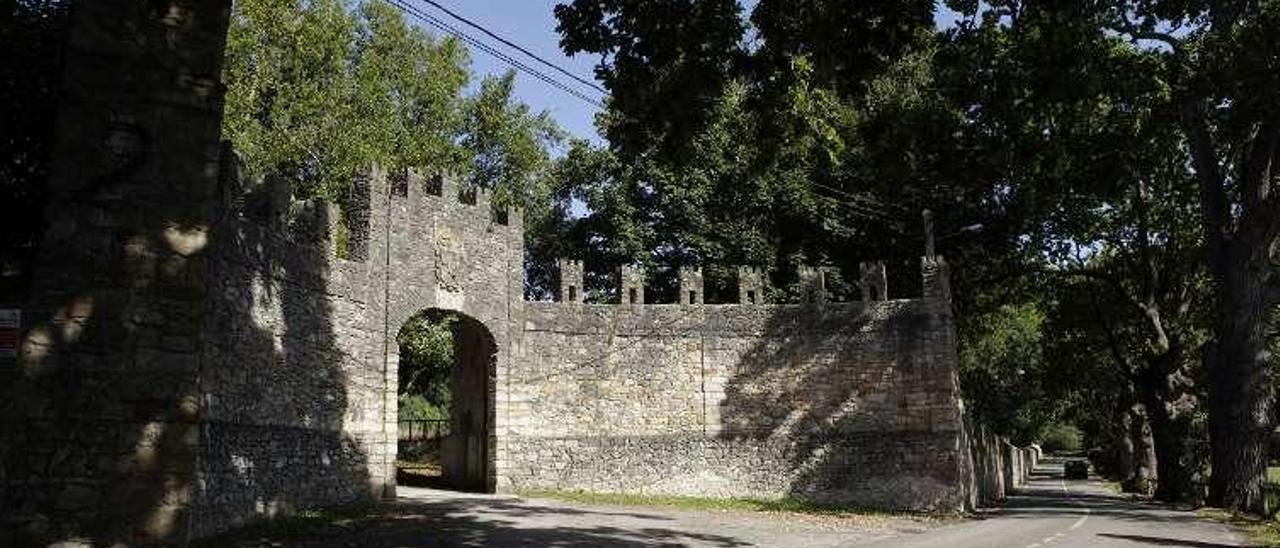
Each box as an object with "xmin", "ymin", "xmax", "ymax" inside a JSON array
[{"xmin": 1040, "ymin": 423, "xmax": 1083, "ymax": 454}]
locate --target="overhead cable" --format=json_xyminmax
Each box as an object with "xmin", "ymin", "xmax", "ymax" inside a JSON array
[
  {"xmin": 386, "ymin": 0, "xmax": 604, "ymax": 108},
  {"xmin": 413, "ymin": 0, "xmax": 608, "ymax": 94}
]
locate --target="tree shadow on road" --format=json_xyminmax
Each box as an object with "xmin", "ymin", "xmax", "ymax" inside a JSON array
[
  {"xmin": 197, "ymin": 497, "xmax": 751, "ymax": 548},
  {"xmin": 1095, "ymin": 533, "xmax": 1240, "ymax": 548}
]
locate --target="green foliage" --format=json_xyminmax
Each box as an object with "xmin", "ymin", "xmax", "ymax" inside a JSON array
[
  {"xmin": 223, "ymin": 0, "xmax": 560, "ymax": 211},
  {"xmin": 1040, "ymin": 423, "xmax": 1084, "ymax": 454},
  {"xmin": 959, "ymin": 302, "xmax": 1050, "ymax": 441},
  {"xmin": 397, "ymin": 393, "xmax": 447, "ymax": 421},
  {"xmin": 396, "ymin": 311, "xmax": 457, "ymax": 410},
  {"xmin": 554, "ymin": 0, "xmax": 746, "ymax": 156}
]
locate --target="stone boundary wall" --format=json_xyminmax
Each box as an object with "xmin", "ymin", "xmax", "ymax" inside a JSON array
[
  {"xmin": 963, "ymin": 416, "xmax": 1039, "ymax": 506},
  {"xmin": 505, "ymin": 259, "xmax": 975, "ymax": 511},
  {"xmin": 0, "ymin": 3, "xmax": 235, "ymax": 545}
]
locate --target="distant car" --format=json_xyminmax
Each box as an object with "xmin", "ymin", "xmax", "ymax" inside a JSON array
[{"xmin": 1064, "ymin": 459, "xmax": 1089, "ymax": 480}]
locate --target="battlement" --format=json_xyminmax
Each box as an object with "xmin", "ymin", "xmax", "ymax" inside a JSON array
[
  {"xmin": 738, "ymin": 266, "xmax": 765, "ymax": 304},
  {"xmin": 679, "ymin": 266, "xmax": 704, "ymax": 305},
  {"xmin": 558, "ymin": 259, "xmax": 585, "ymax": 303},
  {"xmin": 619, "ymin": 265, "xmax": 646, "ymax": 305},
  {"xmin": 551, "ymin": 259, "xmax": 952, "ymax": 306},
  {"xmin": 378, "ymin": 166, "xmax": 522, "ymax": 230}
]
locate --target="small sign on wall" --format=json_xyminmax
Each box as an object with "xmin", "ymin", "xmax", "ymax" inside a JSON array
[{"xmin": 0, "ymin": 309, "xmax": 19, "ymax": 359}]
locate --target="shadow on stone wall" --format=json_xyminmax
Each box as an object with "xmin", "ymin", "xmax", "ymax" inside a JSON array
[
  {"xmin": 718, "ymin": 296, "xmax": 965, "ymax": 509},
  {"xmin": 2, "ymin": 3, "xmax": 394, "ymax": 543},
  {"xmin": 192, "ymin": 163, "xmax": 374, "ymax": 538}
]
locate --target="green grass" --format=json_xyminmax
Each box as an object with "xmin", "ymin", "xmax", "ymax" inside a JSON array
[
  {"xmin": 1267, "ymin": 466, "xmax": 1280, "ymax": 484},
  {"xmin": 516, "ymin": 490, "xmax": 959, "ymax": 521},
  {"xmin": 191, "ymin": 503, "xmax": 378, "ymax": 547},
  {"xmin": 1201, "ymin": 508, "xmax": 1280, "ymax": 547}
]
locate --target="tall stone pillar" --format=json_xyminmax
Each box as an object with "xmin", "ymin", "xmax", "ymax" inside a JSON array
[
  {"xmin": 921, "ymin": 256, "xmax": 952, "ymax": 304},
  {"xmin": 738, "ymin": 266, "xmax": 764, "ymax": 304},
  {"xmin": 618, "ymin": 265, "xmax": 645, "ymax": 305},
  {"xmin": 558, "ymin": 259, "xmax": 584, "ymax": 303},
  {"xmin": 0, "ymin": 1, "xmax": 232, "ymax": 545},
  {"xmin": 679, "ymin": 267, "xmax": 703, "ymax": 305}
]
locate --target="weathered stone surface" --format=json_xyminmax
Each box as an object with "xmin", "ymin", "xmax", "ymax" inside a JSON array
[{"xmin": 509, "ymin": 289, "xmax": 968, "ymax": 511}]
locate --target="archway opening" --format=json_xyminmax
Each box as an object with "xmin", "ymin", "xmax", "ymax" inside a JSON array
[{"xmin": 394, "ymin": 309, "xmax": 495, "ymax": 492}]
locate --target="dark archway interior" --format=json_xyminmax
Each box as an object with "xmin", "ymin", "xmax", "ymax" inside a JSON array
[{"xmin": 395, "ymin": 309, "xmax": 496, "ymax": 492}]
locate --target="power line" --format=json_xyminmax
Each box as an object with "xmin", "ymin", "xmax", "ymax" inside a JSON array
[
  {"xmin": 390, "ymin": 0, "xmax": 602, "ymax": 107},
  {"xmin": 386, "ymin": 0, "xmax": 604, "ymax": 108},
  {"xmin": 810, "ymin": 181, "xmax": 910, "ymax": 214},
  {"xmin": 413, "ymin": 0, "xmax": 608, "ymax": 95},
  {"xmin": 812, "ymin": 190, "xmax": 899, "ymax": 223}
]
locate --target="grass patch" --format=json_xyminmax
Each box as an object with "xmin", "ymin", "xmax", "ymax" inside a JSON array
[
  {"xmin": 191, "ymin": 503, "xmax": 378, "ymax": 547},
  {"xmin": 1267, "ymin": 466, "xmax": 1280, "ymax": 484},
  {"xmin": 517, "ymin": 490, "xmax": 959, "ymax": 521},
  {"xmin": 1200, "ymin": 508, "xmax": 1280, "ymax": 547},
  {"xmin": 1100, "ymin": 480, "xmax": 1124, "ymax": 495}
]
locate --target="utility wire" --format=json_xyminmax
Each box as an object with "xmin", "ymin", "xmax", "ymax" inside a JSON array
[
  {"xmin": 810, "ymin": 181, "xmax": 910, "ymax": 214},
  {"xmin": 391, "ymin": 0, "xmax": 601, "ymax": 107},
  {"xmin": 386, "ymin": 0, "xmax": 604, "ymax": 108},
  {"xmin": 413, "ymin": 0, "xmax": 608, "ymax": 95}
]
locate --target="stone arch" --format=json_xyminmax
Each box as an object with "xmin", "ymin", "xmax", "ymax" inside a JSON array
[
  {"xmin": 392, "ymin": 308, "xmax": 498, "ymax": 493},
  {"xmin": 368, "ymin": 167, "xmax": 524, "ymax": 496}
]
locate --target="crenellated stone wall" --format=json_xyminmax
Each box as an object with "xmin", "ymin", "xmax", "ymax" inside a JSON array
[{"xmin": 506, "ymin": 259, "xmax": 971, "ymax": 511}]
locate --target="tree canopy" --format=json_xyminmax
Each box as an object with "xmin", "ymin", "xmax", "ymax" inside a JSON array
[{"xmin": 549, "ymin": 0, "xmax": 1278, "ymax": 512}]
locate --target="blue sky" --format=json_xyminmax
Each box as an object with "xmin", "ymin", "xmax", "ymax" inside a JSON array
[{"xmin": 425, "ymin": 1, "xmax": 965, "ymax": 147}]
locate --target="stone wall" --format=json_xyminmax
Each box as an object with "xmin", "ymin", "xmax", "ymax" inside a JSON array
[
  {"xmin": 506, "ymin": 259, "xmax": 973, "ymax": 511},
  {"xmin": 0, "ymin": 2, "xmax": 233, "ymax": 545},
  {"xmin": 188, "ymin": 164, "xmax": 524, "ymax": 538},
  {"xmin": 189, "ymin": 170, "xmax": 388, "ymax": 538}
]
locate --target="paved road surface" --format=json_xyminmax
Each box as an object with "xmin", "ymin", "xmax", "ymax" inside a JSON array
[
  {"xmin": 857, "ymin": 458, "xmax": 1246, "ymax": 548},
  {"xmin": 209, "ymin": 460, "xmax": 1248, "ymax": 547}
]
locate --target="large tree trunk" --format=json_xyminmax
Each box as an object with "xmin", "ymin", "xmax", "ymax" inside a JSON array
[
  {"xmin": 1116, "ymin": 402, "xmax": 1137, "ymax": 482},
  {"xmin": 1207, "ymin": 242, "xmax": 1276, "ymax": 513},
  {"xmin": 1138, "ymin": 358, "xmax": 1193, "ymax": 502},
  {"xmin": 1128, "ymin": 403, "xmax": 1158, "ymax": 495}
]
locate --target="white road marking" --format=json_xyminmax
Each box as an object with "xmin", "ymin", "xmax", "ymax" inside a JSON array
[
  {"xmin": 1026, "ymin": 543, "xmax": 1041, "ymax": 548},
  {"xmin": 1069, "ymin": 510, "xmax": 1090, "ymax": 530}
]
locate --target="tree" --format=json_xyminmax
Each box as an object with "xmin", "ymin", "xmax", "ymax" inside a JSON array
[
  {"xmin": 554, "ymin": 0, "xmax": 746, "ymax": 158},
  {"xmin": 1098, "ymin": 0, "xmax": 1280, "ymax": 513},
  {"xmin": 223, "ymin": 0, "xmax": 561, "ymax": 215},
  {"xmin": 397, "ymin": 311, "xmax": 458, "ymax": 419}
]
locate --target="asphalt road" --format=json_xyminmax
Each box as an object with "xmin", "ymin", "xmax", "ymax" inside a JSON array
[
  {"xmin": 857, "ymin": 459, "xmax": 1247, "ymax": 548},
  {"xmin": 206, "ymin": 461, "xmax": 1249, "ymax": 547}
]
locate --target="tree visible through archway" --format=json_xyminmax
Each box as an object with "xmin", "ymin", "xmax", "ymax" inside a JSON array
[{"xmin": 395, "ymin": 309, "xmax": 495, "ymax": 492}]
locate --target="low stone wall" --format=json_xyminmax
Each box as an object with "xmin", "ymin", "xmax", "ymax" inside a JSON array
[{"xmin": 966, "ymin": 418, "xmax": 1008, "ymax": 506}]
